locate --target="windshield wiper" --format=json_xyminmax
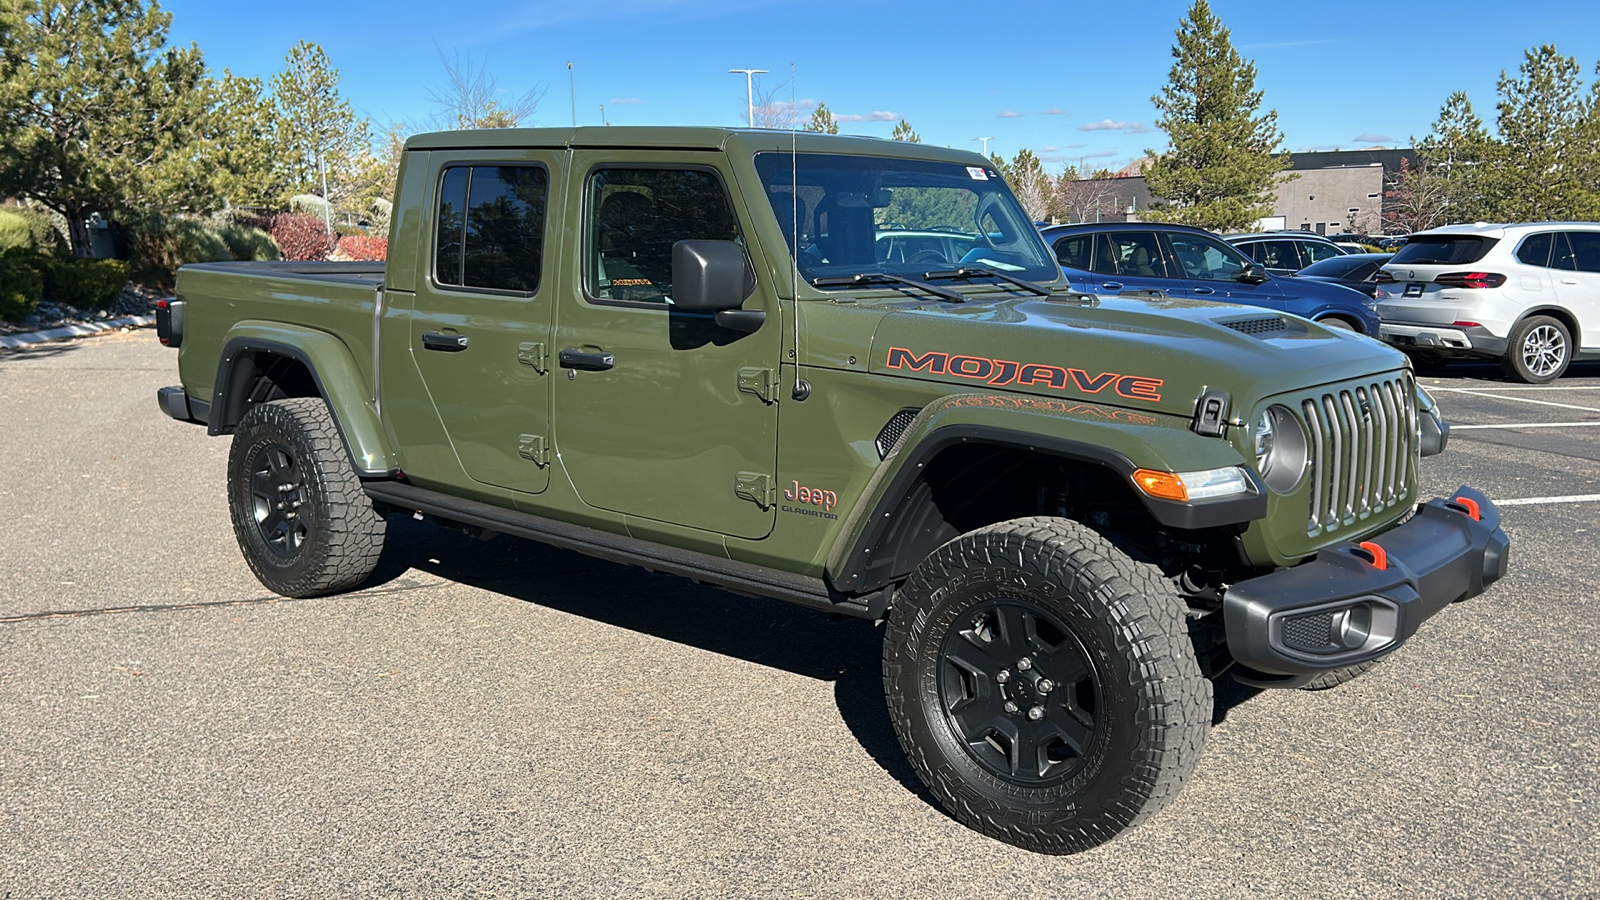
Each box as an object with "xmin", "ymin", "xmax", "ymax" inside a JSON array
[
  {"xmin": 810, "ymin": 272, "xmax": 966, "ymax": 303},
  {"xmin": 922, "ymin": 266, "xmax": 1052, "ymax": 297}
]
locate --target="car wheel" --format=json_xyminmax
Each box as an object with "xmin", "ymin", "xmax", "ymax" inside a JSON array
[
  {"xmin": 882, "ymin": 517, "xmax": 1211, "ymax": 854},
  {"xmin": 1298, "ymin": 658, "xmax": 1381, "ymax": 691},
  {"xmin": 227, "ymin": 397, "xmax": 387, "ymax": 597},
  {"xmin": 1405, "ymin": 351, "xmax": 1451, "ymax": 374},
  {"xmin": 1317, "ymin": 316, "xmax": 1356, "ymax": 331},
  {"xmin": 1501, "ymin": 315, "xmax": 1570, "ymax": 384}
]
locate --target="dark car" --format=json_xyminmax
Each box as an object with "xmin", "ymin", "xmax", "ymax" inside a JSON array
[
  {"xmin": 1042, "ymin": 222, "xmax": 1380, "ymax": 334},
  {"xmin": 1225, "ymin": 231, "xmax": 1349, "ymax": 275},
  {"xmin": 1292, "ymin": 252, "xmax": 1391, "ymax": 298}
]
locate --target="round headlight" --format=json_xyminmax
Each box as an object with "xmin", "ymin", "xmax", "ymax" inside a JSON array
[{"xmin": 1251, "ymin": 404, "xmax": 1308, "ymax": 493}]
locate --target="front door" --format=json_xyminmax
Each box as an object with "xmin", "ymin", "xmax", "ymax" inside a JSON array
[
  {"xmin": 408, "ymin": 152, "xmax": 563, "ymax": 494},
  {"xmin": 551, "ymin": 154, "xmax": 780, "ymax": 539},
  {"xmin": 1164, "ymin": 231, "xmax": 1284, "ymax": 306}
]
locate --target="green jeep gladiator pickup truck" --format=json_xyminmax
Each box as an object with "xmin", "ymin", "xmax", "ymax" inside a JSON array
[{"xmin": 156, "ymin": 127, "xmax": 1510, "ymax": 854}]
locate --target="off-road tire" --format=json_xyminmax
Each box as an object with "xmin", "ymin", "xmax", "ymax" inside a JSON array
[
  {"xmin": 883, "ymin": 517, "xmax": 1211, "ymax": 854},
  {"xmin": 1298, "ymin": 658, "xmax": 1381, "ymax": 691},
  {"xmin": 227, "ymin": 398, "xmax": 386, "ymax": 597},
  {"xmin": 1500, "ymin": 315, "xmax": 1570, "ymax": 384}
]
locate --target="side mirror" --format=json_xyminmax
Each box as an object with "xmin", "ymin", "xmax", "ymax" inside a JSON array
[
  {"xmin": 1237, "ymin": 264, "xmax": 1270, "ymax": 285},
  {"xmin": 672, "ymin": 240, "xmax": 764, "ymax": 333}
]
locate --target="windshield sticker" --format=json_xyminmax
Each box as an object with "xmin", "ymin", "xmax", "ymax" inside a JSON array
[
  {"xmin": 966, "ymin": 166, "xmax": 989, "ymax": 181},
  {"xmin": 885, "ymin": 346, "xmax": 1164, "ymax": 403}
]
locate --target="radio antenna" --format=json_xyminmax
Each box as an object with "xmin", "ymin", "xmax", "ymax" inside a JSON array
[{"xmin": 789, "ymin": 62, "xmax": 809, "ymax": 401}]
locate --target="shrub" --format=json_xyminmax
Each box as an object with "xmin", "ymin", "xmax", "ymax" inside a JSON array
[
  {"xmin": 219, "ymin": 224, "xmax": 281, "ymax": 261},
  {"xmin": 289, "ymin": 193, "xmax": 331, "ymax": 220},
  {"xmin": 335, "ymin": 234, "xmax": 387, "ymax": 261},
  {"xmin": 45, "ymin": 257, "xmax": 129, "ymax": 310},
  {"xmin": 126, "ymin": 214, "xmax": 231, "ymax": 287},
  {"xmin": 267, "ymin": 214, "xmax": 336, "ymax": 261},
  {"xmin": 0, "ymin": 211, "xmax": 31, "ymax": 252},
  {"xmin": 0, "ymin": 252, "xmax": 45, "ymax": 321}
]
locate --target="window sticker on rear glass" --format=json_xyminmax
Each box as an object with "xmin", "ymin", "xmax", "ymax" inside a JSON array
[{"xmin": 966, "ymin": 166, "xmax": 988, "ymax": 180}]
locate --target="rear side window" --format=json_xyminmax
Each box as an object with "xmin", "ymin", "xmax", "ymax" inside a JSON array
[
  {"xmin": 1251, "ymin": 240, "xmax": 1303, "ymax": 270},
  {"xmin": 587, "ymin": 168, "xmax": 739, "ymax": 304},
  {"xmin": 1391, "ymin": 236, "xmax": 1496, "ymax": 266},
  {"xmin": 1053, "ymin": 235, "xmax": 1093, "ymax": 270},
  {"xmin": 434, "ymin": 165, "xmax": 549, "ymax": 293},
  {"xmin": 1302, "ymin": 241, "xmax": 1344, "ymax": 264},
  {"xmin": 1516, "ymin": 233, "xmax": 1553, "ymax": 267},
  {"xmin": 1564, "ymin": 232, "xmax": 1600, "ymax": 274}
]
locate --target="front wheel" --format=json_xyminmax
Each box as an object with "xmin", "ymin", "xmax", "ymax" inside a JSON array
[
  {"xmin": 227, "ymin": 398, "xmax": 386, "ymax": 597},
  {"xmin": 883, "ymin": 517, "xmax": 1211, "ymax": 854}
]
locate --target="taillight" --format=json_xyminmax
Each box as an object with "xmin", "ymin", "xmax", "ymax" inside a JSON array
[
  {"xmin": 1374, "ymin": 270, "xmax": 1396, "ymax": 284},
  {"xmin": 1435, "ymin": 271, "xmax": 1506, "ymax": 289}
]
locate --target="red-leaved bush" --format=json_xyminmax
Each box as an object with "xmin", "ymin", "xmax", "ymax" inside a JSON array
[
  {"xmin": 267, "ymin": 214, "xmax": 337, "ymax": 261},
  {"xmin": 334, "ymin": 235, "xmax": 388, "ymax": 261}
]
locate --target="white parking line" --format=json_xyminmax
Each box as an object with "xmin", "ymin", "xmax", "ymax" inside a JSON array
[
  {"xmin": 1426, "ymin": 387, "xmax": 1600, "ymax": 413},
  {"xmin": 1452, "ymin": 422, "xmax": 1600, "ymax": 430},
  {"xmin": 1423, "ymin": 385, "xmax": 1600, "ymax": 392},
  {"xmin": 1497, "ymin": 494, "xmax": 1600, "ymax": 506}
]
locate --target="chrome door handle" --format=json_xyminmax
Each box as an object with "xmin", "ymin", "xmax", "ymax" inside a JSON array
[
  {"xmin": 1100, "ymin": 282, "xmax": 1123, "ymax": 291},
  {"xmin": 1192, "ymin": 287, "xmax": 1215, "ymax": 295}
]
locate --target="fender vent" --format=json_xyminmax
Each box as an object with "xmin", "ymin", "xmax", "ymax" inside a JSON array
[
  {"xmin": 875, "ymin": 409, "xmax": 920, "ymax": 459},
  {"xmin": 1223, "ymin": 316, "xmax": 1290, "ymax": 335}
]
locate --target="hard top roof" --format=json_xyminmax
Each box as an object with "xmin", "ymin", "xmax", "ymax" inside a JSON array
[{"xmin": 403, "ymin": 126, "xmax": 990, "ymax": 166}]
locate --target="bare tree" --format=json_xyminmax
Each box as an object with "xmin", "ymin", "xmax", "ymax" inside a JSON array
[
  {"xmin": 1056, "ymin": 169, "xmax": 1123, "ymax": 223},
  {"xmin": 1383, "ymin": 156, "xmax": 1450, "ymax": 234},
  {"xmin": 428, "ymin": 50, "xmax": 545, "ymax": 130},
  {"xmin": 741, "ymin": 75, "xmax": 798, "ymax": 129}
]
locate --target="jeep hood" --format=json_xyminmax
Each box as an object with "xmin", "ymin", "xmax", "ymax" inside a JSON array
[{"xmin": 866, "ymin": 294, "xmax": 1406, "ymax": 418}]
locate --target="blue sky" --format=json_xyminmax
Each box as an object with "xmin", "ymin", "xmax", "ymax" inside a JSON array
[{"xmin": 163, "ymin": 0, "xmax": 1600, "ymax": 175}]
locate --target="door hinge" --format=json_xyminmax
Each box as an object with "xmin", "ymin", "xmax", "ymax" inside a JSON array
[
  {"xmin": 518, "ymin": 341, "xmax": 548, "ymax": 373},
  {"xmin": 737, "ymin": 367, "xmax": 778, "ymax": 404},
  {"xmin": 734, "ymin": 471, "xmax": 777, "ymax": 509},
  {"xmin": 517, "ymin": 434, "xmax": 549, "ymax": 467}
]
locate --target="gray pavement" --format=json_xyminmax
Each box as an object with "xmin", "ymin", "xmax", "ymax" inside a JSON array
[{"xmin": 1, "ymin": 333, "xmax": 1597, "ymax": 898}]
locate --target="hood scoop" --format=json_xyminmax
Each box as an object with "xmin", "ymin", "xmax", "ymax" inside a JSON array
[{"xmin": 1222, "ymin": 315, "xmax": 1292, "ymax": 336}]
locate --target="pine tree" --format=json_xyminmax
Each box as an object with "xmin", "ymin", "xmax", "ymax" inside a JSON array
[
  {"xmin": 0, "ymin": 0, "xmax": 216, "ymax": 255},
  {"xmin": 805, "ymin": 103, "xmax": 839, "ymax": 134},
  {"xmin": 1142, "ymin": 0, "xmax": 1290, "ymax": 232},
  {"xmin": 1412, "ymin": 91, "xmax": 1494, "ymax": 225},
  {"xmin": 1494, "ymin": 45, "xmax": 1589, "ymax": 221},
  {"xmin": 891, "ymin": 119, "xmax": 920, "ymax": 143}
]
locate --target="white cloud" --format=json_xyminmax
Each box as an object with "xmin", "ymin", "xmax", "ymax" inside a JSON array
[
  {"xmin": 1353, "ymin": 132, "xmax": 1393, "ymax": 143},
  {"xmin": 836, "ymin": 110, "xmax": 897, "ymax": 122},
  {"xmin": 1039, "ymin": 107, "xmax": 1071, "ymax": 116},
  {"xmin": 609, "ymin": 97, "xmax": 642, "ymax": 105},
  {"xmin": 997, "ymin": 110, "xmax": 1022, "ymax": 118},
  {"xmin": 1040, "ymin": 145, "xmax": 1058, "ymax": 152},
  {"xmin": 1079, "ymin": 119, "xmax": 1151, "ymax": 134}
]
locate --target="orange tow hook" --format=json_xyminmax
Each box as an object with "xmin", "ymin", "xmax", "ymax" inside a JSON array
[
  {"xmin": 1450, "ymin": 496, "xmax": 1482, "ymax": 521},
  {"xmin": 1357, "ymin": 541, "xmax": 1388, "ymax": 571}
]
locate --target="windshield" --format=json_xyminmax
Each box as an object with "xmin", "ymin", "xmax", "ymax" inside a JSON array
[
  {"xmin": 754, "ymin": 152, "xmax": 1060, "ymax": 289},
  {"xmin": 1391, "ymin": 235, "xmax": 1496, "ymax": 266}
]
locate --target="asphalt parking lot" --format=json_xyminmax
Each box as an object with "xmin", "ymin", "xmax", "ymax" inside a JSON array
[{"xmin": 2, "ymin": 332, "xmax": 1597, "ymax": 898}]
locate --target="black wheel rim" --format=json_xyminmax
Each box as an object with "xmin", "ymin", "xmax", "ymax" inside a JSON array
[
  {"xmin": 248, "ymin": 441, "xmax": 310, "ymax": 558},
  {"xmin": 936, "ymin": 597, "xmax": 1103, "ymax": 787}
]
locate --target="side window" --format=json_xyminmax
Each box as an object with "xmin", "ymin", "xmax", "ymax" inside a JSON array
[
  {"xmin": 588, "ymin": 168, "xmax": 740, "ymax": 304},
  {"xmin": 1551, "ymin": 233, "xmax": 1579, "ymax": 271},
  {"xmin": 1255, "ymin": 240, "xmax": 1301, "ymax": 269},
  {"xmin": 1168, "ymin": 235, "xmax": 1250, "ymax": 281},
  {"xmin": 1516, "ymin": 232, "xmax": 1553, "ymax": 267},
  {"xmin": 1564, "ymin": 232, "xmax": 1600, "ymax": 274},
  {"xmin": 433, "ymin": 165, "xmax": 549, "ymax": 292},
  {"xmin": 1303, "ymin": 242, "xmax": 1343, "ymax": 264},
  {"xmin": 1053, "ymin": 235, "xmax": 1093, "ymax": 270},
  {"xmin": 1105, "ymin": 232, "xmax": 1168, "ymax": 278}
]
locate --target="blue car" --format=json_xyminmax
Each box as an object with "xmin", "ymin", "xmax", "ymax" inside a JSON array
[{"xmin": 1039, "ymin": 223, "xmax": 1380, "ymax": 335}]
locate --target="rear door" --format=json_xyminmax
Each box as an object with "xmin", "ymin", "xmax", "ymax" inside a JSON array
[
  {"xmin": 1084, "ymin": 230, "xmax": 1183, "ymax": 296},
  {"xmin": 1050, "ymin": 232, "xmax": 1095, "ymax": 290},
  {"xmin": 1554, "ymin": 231, "xmax": 1600, "ymax": 349},
  {"xmin": 549, "ymin": 154, "xmax": 780, "ymax": 539},
  {"xmin": 406, "ymin": 152, "xmax": 563, "ymax": 494}
]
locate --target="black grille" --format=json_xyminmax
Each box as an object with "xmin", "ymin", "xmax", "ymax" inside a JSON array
[
  {"xmin": 1282, "ymin": 613, "xmax": 1335, "ymax": 652},
  {"xmin": 1223, "ymin": 316, "xmax": 1290, "ymax": 335},
  {"xmin": 875, "ymin": 409, "xmax": 920, "ymax": 459}
]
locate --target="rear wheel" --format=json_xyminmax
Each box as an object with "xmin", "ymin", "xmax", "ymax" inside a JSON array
[
  {"xmin": 227, "ymin": 398, "xmax": 386, "ymax": 597},
  {"xmin": 883, "ymin": 517, "xmax": 1211, "ymax": 854},
  {"xmin": 1405, "ymin": 350, "xmax": 1451, "ymax": 374},
  {"xmin": 1501, "ymin": 315, "xmax": 1570, "ymax": 384},
  {"xmin": 1317, "ymin": 316, "xmax": 1356, "ymax": 332}
]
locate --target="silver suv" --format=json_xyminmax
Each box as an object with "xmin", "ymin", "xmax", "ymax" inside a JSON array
[{"xmin": 1374, "ymin": 223, "xmax": 1600, "ymax": 383}]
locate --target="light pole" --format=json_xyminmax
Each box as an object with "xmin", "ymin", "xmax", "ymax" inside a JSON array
[
  {"xmin": 729, "ymin": 68, "xmax": 767, "ymax": 127},
  {"xmin": 974, "ymin": 136, "xmax": 994, "ymax": 156}
]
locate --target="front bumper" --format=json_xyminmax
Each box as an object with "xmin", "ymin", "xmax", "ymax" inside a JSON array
[{"xmin": 1223, "ymin": 485, "xmax": 1509, "ymax": 688}]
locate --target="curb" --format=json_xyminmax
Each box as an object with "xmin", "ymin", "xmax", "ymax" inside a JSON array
[{"xmin": 0, "ymin": 314, "xmax": 155, "ymax": 350}]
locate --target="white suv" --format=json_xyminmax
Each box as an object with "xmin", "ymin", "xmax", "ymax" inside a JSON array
[{"xmin": 1374, "ymin": 222, "xmax": 1599, "ymax": 383}]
